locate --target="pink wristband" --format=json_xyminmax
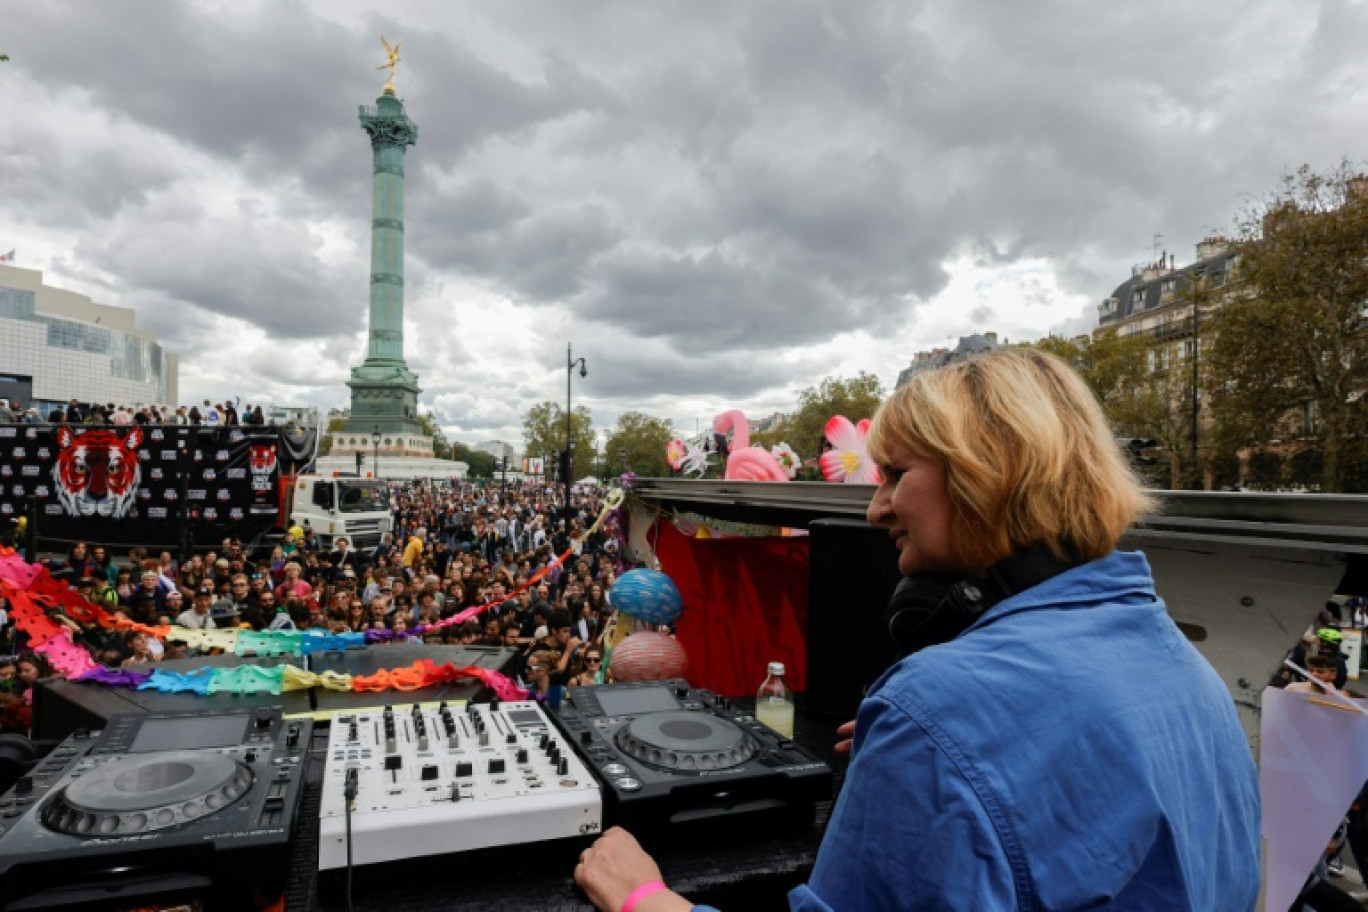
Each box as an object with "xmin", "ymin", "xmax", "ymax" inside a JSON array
[{"xmin": 620, "ymin": 879, "xmax": 668, "ymax": 912}]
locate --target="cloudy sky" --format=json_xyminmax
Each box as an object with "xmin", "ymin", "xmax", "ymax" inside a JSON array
[{"xmin": 3, "ymin": 0, "xmax": 1366, "ymax": 453}]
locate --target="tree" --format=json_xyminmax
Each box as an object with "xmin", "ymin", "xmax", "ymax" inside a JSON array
[
  {"xmin": 1026, "ymin": 331, "xmax": 1201, "ymax": 486},
  {"xmin": 604, "ymin": 412, "xmax": 676, "ymax": 478},
  {"xmin": 522, "ymin": 401, "xmax": 595, "ymax": 481},
  {"xmin": 317, "ymin": 415, "xmax": 348, "ymax": 457},
  {"xmin": 753, "ymin": 373, "xmax": 884, "ymax": 471},
  {"xmin": 416, "ymin": 411, "xmax": 452, "ymax": 459},
  {"xmin": 1206, "ymin": 162, "xmax": 1368, "ymax": 491},
  {"xmin": 450, "ymin": 441, "xmax": 496, "ymax": 478}
]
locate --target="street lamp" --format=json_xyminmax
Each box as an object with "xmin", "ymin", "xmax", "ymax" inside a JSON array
[
  {"xmin": 566, "ymin": 343, "xmax": 586, "ymax": 527},
  {"xmin": 371, "ymin": 427, "xmax": 381, "ymax": 480}
]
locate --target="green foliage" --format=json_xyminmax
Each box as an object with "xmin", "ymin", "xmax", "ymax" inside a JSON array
[
  {"xmin": 1030, "ymin": 324, "xmax": 1224, "ymax": 489},
  {"xmin": 752, "ymin": 373, "xmax": 884, "ymax": 471},
  {"xmin": 416, "ymin": 411, "xmax": 452, "ymax": 459},
  {"xmin": 604, "ymin": 411, "xmax": 676, "ymax": 477},
  {"xmin": 450, "ymin": 442, "xmax": 496, "ymax": 478},
  {"xmin": 1206, "ymin": 162, "xmax": 1368, "ymax": 491},
  {"xmin": 317, "ymin": 415, "xmax": 348, "ymax": 457},
  {"xmin": 521, "ymin": 401, "xmax": 595, "ymax": 480}
]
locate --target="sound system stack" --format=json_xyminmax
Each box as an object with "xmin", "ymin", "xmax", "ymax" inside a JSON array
[{"xmin": 805, "ymin": 518, "xmax": 904, "ymax": 721}]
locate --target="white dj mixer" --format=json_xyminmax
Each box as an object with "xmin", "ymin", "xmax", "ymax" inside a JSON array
[{"xmin": 318, "ymin": 700, "xmax": 602, "ymax": 870}]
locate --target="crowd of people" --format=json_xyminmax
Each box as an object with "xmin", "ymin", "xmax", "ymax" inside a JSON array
[
  {"xmin": 0, "ymin": 479, "xmax": 624, "ymax": 736},
  {"xmin": 0, "ymin": 397, "xmax": 278, "ymax": 426}
]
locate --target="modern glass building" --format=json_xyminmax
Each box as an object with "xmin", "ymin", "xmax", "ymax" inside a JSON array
[{"xmin": 0, "ymin": 264, "xmax": 178, "ymax": 416}]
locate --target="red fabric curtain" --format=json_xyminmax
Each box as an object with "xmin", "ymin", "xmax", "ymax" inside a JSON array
[{"xmin": 654, "ymin": 519, "xmax": 810, "ymax": 697}]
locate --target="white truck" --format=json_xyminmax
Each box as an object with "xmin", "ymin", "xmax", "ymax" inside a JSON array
[{"xmin": 287, "ymin": 474, "xmax": 392, "ymax": 551}]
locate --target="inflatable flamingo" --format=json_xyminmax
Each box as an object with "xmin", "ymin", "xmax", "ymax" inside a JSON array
[{"xmin": 713, "ymin": 410, "xmax": 791, "ymax": 481}]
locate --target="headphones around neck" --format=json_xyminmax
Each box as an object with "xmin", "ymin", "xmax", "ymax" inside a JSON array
[{"xmin": 885, "ymin": 541, "xmax": 1081, "ymax": 658}]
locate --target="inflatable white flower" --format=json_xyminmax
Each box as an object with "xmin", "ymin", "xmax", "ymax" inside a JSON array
[{"xmin": 770, "ymin": 442, "xmax": 800, "ymax": 479}]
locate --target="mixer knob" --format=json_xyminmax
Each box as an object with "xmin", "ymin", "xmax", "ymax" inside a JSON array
[
  {"xmin": 418, "ymin": 735, "xmax": 429, "ymax": 752},
  {"xmin": 580, "ymin": 731, "xmax": 593, "ymax": 746},
  {"xmin": 421, "ymin": 765, "xmax": 439, "ymax": 781},
  {"xmin": 556, "ymin": 757, "xmax": 568, "ymax": 776},
  {"xmin": 548, "ymin": 747, "xmax": 560, "ymax": 764},
  {"xmin": 489, "ymin": 699, "xmax": 500, "ymax": 712},
  {"xmin": 438, "ymin": 701, "xmax": 447, "ymax": 712},
  {"xmin": 488, "ymin": 758, "xmax": 506, "ymax": 774},
  {"xmin": 448, "ymin": 734, "xmax": 460, "ymax": 749},
  {"xmin": 384, "ymin": 755, "xmax": 402, "ymax": 771},
  {"xmin": 455, "ymin": 761, "xmax": 473, "ymax": 777},
  {"xmin": 516, "ymin": 748, "xmax": 529, "ymax": 764},
  {"xmin": 479, "ymin": 731, "xmax": 489, "ymax": 747},
  {"xmin": 506, "ymin": 732, "xmax": 518, "ymax": 744},
  {"xmin": 538, "ymin": 734, "xmax": 550, "ymax": 750}
]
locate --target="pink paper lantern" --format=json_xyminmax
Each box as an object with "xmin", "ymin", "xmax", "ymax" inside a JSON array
[{"xmin": 609, "ymin": 631, "xmax": 690, "ymax": 682}]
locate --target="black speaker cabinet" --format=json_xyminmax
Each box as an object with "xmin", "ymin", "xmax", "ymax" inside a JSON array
[{"xmin": 805, "ymin": 519, "xmax": 904, "ymax": 721}]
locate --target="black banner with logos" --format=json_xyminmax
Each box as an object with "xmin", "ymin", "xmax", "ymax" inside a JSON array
[{"xmin": 0, "ymin": 424, "xmax": 296, "ymax": 551}]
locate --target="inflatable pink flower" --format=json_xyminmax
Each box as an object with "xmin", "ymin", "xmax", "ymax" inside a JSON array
[
  {"xmin": 666, "ymin": 439, "xmax": 687, "ymax": 471},
  {"xmin": 820, "ymin": 416, "xmax": 881, "ymax": 484}
]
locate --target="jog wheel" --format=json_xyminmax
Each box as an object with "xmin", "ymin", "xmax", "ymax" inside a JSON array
[
  {"xmin": 40, "ymin": 751, "xmax": 253, "ymax": 837},
  {"xmin": 615, "ymin": 711, "xmax": 759, "ymax": 771}
]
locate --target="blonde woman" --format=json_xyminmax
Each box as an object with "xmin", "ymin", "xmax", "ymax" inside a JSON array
[{"xmin": 576, "ymin": 349, "xmax": 1260, "ymax": 912}]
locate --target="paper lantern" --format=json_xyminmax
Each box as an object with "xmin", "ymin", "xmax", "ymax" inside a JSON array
[
  {"xmin": 610, "ymin": 569, "xmax": 684, "ymax": 626},
  {"xmin": 609, "ymin": 631, "xmax": 689, "ymax": 682}
]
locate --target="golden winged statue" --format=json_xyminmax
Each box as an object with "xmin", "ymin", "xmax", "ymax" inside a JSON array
[{"xmin": 376, "ymin": 36, "xmax": 402, "ymax": 93}]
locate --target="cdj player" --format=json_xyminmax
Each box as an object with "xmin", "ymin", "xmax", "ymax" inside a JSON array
[
  {"xmin": 0, "ymin": 706, "xmax": 311, "ymax": 911},
  {"xmin": 551, "ymin": 679, "xmax": 832, "ymax": 835}
]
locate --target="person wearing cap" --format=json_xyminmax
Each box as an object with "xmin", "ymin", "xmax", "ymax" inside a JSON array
[
  {"xmin": 1315, "ymin": 627, "xmax": 1351, "ymax": 690},
  {"xmin": 176, "ymin": 586, "xmax": 217, "ymax": 630}
]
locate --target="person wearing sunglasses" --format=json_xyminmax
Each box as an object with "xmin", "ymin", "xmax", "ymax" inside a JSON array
[{"xmin": 570, "ymin": 651, "xmax": 603, "ymax": 687}]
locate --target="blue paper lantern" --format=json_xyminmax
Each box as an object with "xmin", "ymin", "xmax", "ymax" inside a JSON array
[{"xmin": 610, "ymin": 569, "xmax": 684, "ymax": 625}]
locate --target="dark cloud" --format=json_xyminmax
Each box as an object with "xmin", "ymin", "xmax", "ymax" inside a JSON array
[{"xmin": 2, "ymin": 0, "xmax": 1365, "ymax": 442}]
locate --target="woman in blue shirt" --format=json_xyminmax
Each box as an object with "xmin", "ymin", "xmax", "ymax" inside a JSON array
[{"xmin": 575, "ymin": 348, "xmax": 1260, "ymax": 911}]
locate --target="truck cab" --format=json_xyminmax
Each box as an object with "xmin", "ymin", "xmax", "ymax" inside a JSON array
[{"xmin": 289, "ymin": 475, "xmax": 391, "ymax": 550}]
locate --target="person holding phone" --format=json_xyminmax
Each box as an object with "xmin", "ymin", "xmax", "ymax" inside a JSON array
[{"xmin": 574, "ymin": 348, "xmax": 1260, "ymax": 911}]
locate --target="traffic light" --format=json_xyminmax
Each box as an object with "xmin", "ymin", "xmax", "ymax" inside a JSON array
[
  {"xmin": 558, "ymin": 449, "xmax": 572, "ymax": 483},
  {"xmin": 355, "ymin": 451, "xmax": 364, "ymax": 475}
]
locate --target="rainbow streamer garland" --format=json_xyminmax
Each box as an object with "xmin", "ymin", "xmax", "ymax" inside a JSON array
[{"xmin": 0, "ymin": 491, "xmax": 623, "ymax": 702}]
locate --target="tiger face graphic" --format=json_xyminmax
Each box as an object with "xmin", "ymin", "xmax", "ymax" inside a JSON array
[
  {"xmin": 250, "ymin": 444, "xmax": 277, "ymax": 476},
  {"xmin": 52, "ymin": 427, "xmax": 143, "ymax": 518}
]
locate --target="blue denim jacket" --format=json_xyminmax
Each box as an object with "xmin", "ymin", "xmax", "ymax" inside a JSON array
[{"xmin": 774, "ymin": 549, "xmax": 1260, "ymax": 911}]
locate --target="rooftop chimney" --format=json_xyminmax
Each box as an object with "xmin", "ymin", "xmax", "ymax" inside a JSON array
[{"xmin": 1195, "ymin": 235, "xmax": 1228, "ymax": 261}]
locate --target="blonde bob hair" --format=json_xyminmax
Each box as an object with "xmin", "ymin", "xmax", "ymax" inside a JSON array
[{"xmin": 867, "ymin": 348, "xmax": 1154, "ymax": 572}]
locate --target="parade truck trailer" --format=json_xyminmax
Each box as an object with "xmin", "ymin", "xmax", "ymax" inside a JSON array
[{"xmin": 0, "ymin": 422, "xmax": 391, "ymax": 555}]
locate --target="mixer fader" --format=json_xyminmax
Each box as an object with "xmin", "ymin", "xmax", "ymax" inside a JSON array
[{"xmin": 318, "ymin": 699, "xmax": 602, "ymax": 870}]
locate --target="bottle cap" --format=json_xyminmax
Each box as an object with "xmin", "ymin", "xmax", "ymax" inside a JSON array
[{"xmin": 767, "ymin": 661, "xmax": 786, "ymax": 676}]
